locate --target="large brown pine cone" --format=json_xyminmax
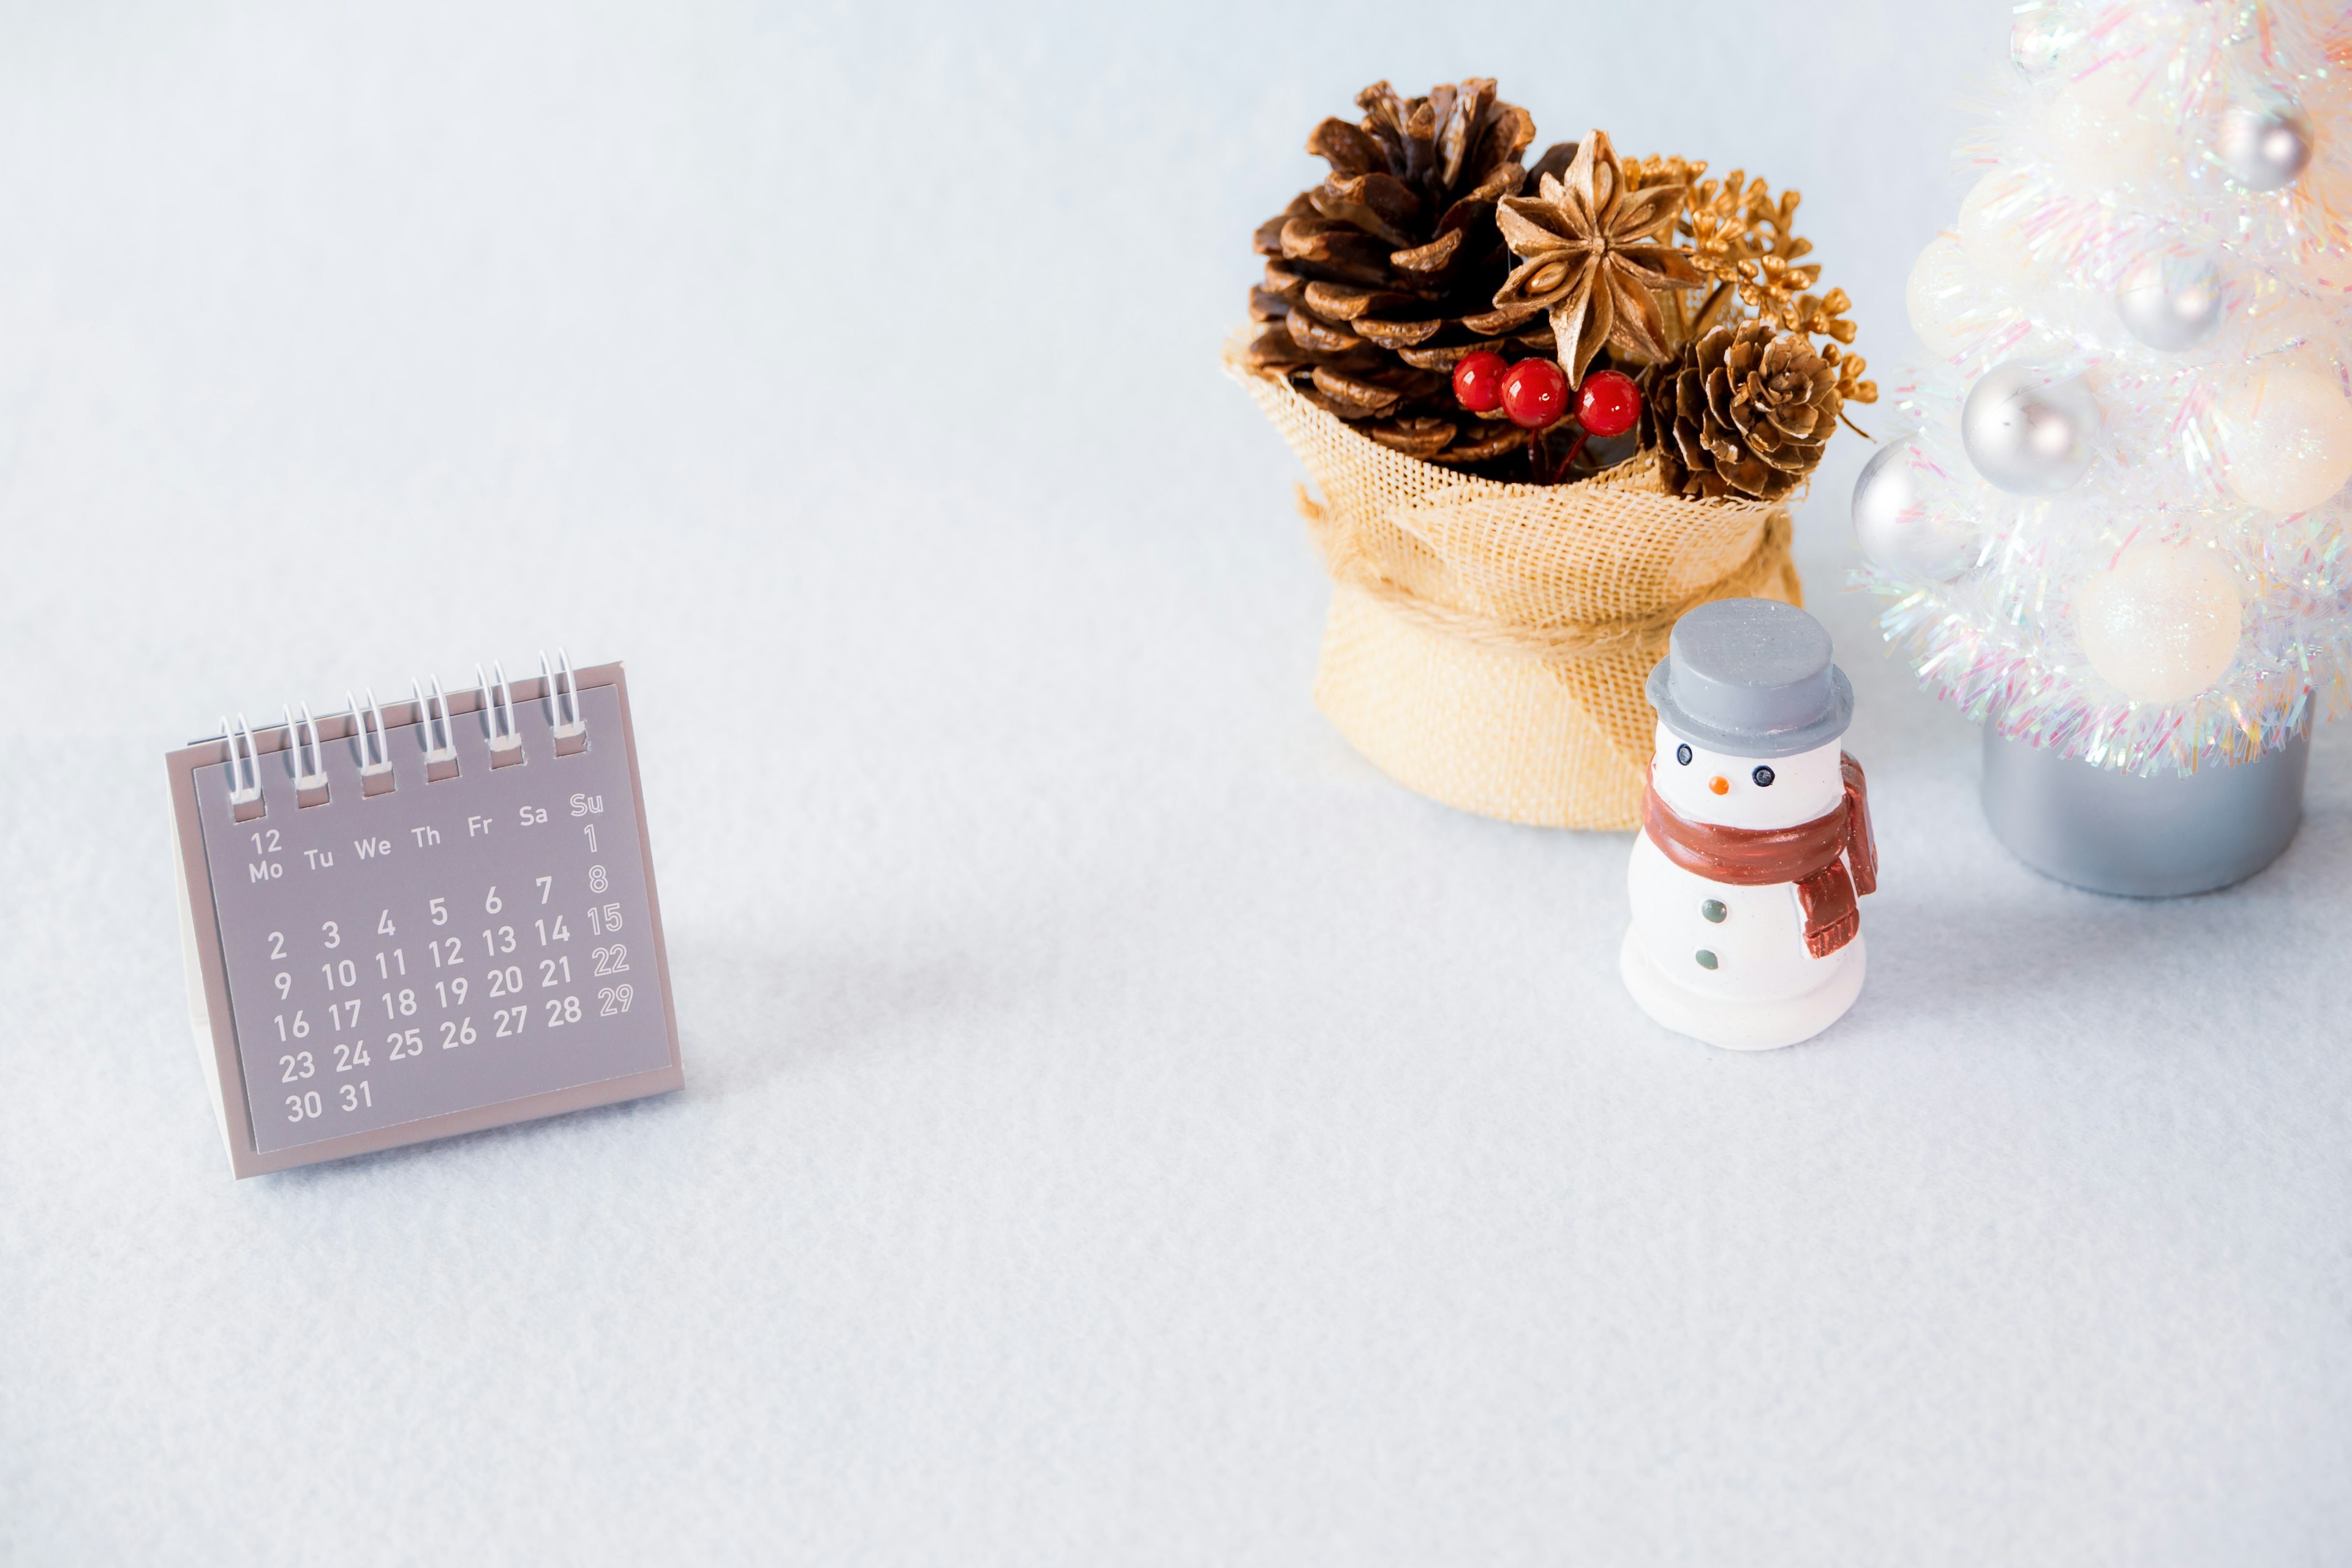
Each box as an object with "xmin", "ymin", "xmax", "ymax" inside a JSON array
[
  {"xmin": 1650, "ymin": 323, "xmax": 1842, "ymax": 502},
  {"xmin": 1243, "ymin": 79, "xmax": 1577, "ymax": 467}
]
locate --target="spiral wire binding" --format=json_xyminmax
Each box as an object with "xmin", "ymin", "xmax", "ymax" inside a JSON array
[
  {"xmin": 283, "ymin": 701, "xmax": 326, "ymax": 788},
  {"xmin": 204, "ymin": 656, "xmax": 586, "ymax": 801},
  {"xmin": 413, "ymin": 674, "xmax": 460, "ymax": 780},
  {"xmin": 220, "ymin": 714, "xmax": 263, "ymax": 807},
  {"xmin": 347, "ymin": 687, "xmax": 396, "ymax": 795},
  {"xmin": 347, "ymin": 687, "xmax": 393, "ymax": 775},
  {"xmin": 477, "ymin": 660, "xmax": 524, "ymax": 763},
  {"xmin": 541, "ymin": 647, "xmax": 589, "ymax": 754},
  {"xmin": 541, "ymin": 647, "xmax": 586, "ymax": 738}
]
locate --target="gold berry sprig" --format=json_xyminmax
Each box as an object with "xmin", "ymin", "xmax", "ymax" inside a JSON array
[{"xmin": 1618, "ymin": 156, "xmax": 1878, "ymax": 425}]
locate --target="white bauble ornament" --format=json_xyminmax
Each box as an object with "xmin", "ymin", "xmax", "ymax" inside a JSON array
[
  {"xmin": 2046, "ymin": 65, "xmax": 2168, "ymax": 189},
  {"xmin": 1962, "ymin": 363, "xmax": 2101, "ymax": 494},
  {"xmin": 1905, "ymin": 235, "xmax": 1978, "ymax": 358},
  {"xmin": 2215, "ymin": 102, "xmax": 2313, "ymax": 192},
  {"xmin": 2010, "ymin": 1, "xmax": 2080, "ymax": 80},
  {"xmin": 1852, "ymin": 439, "xmax": 1980, "ymax": 580},
  {"xmin": 1956, "ymin": 169, "xmax": 2046, "ymax": 281},
  {"xmin": 2114, "ymin": 251, "xmax": 2224, "ymax": 352},
  {"xmin": 2075, "ymin": 544, "xmax": 2241, "ymax": 705},
  {"xmin": 2215, "ymin": 365, "xmax": 2352, "ymax": 514},
  {"xmin": 1906, "ymin": 236, "xmax": 2040, "ymax": 364}
]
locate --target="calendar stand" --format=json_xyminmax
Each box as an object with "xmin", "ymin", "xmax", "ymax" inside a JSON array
[{"xmin": 166, "ymin": 660, "xmax": 684, "ymax": 1177}]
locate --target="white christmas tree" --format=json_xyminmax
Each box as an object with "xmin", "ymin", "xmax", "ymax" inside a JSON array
[{"xmin": 1858, "ymin": 0, "xmax": 2352, "ymax": 774}]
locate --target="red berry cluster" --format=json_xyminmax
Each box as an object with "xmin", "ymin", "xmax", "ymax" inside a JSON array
[{"xmin": 1452, "ymin": 353, "xmax": 1641, "ymax": 439}]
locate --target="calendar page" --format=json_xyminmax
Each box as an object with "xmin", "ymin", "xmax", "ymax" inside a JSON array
[{"xmin": 171, "ymin": 666, "xmax": 682, "ymax": 1174}]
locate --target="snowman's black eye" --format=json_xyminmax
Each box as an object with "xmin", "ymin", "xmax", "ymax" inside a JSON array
[
  {"xmin": 1675, "ymin": 744, "xmax": 1692, "ymax": 766},
  {"xmin": 1752, "ymin": 765, "xmax": 1776, "ymax": 787}
]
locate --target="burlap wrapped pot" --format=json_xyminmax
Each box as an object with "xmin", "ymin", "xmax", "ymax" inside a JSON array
[{"xmin": 1232, "ymin": 355, "xmax": 1803, "ymax": 831}]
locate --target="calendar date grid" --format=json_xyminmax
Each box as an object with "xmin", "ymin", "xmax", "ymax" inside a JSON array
[{"xmin": 257, "ymin": 830, "xmax": 643, "ymax": 1133}]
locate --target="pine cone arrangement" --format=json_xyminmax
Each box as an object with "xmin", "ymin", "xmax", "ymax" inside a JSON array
[
  {"xmin": 1239, "ymin": 83, "xmax": 1874, "ymax": 492},
  {"xmin": 1243, "ymin": 79, "xmax": 1576, "ymax": 467},
  {"xmin": 1649, "ymin": 323, "xmax": 1843, "ymax": 502}
]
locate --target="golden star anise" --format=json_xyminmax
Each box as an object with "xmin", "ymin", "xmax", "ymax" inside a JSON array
[{"xmin": 1492, "ymin": 129, "xmax": 1705, "ymax": 385}]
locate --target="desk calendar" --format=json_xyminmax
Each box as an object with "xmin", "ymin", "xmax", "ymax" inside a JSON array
[{"xmin": 166, "ymin": 658, "xmax": 684, "ymax": 1177}]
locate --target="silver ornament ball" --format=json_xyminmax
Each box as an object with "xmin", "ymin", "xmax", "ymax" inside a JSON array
[
  {"xmin": 2115, "ymin": 251, "xmax": 2225, "ymax": 352},
  {"xmin": 1852, "ymin": 439, "xmax": 1980, "ymax": 581},
  {"xmin": 2216, "ymin": 102, "xmax": 2313, "ymax": 192},
  {"xmin": 1961, "ymin": 363, "xmax": 2102, "ymax": 495}
]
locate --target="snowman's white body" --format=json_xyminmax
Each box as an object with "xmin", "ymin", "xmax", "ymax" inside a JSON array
[{"xmin": 1621, "ymin": 724, "xmax": 1864, "ymax": 1050}]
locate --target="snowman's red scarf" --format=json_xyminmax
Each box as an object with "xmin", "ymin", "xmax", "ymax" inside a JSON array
[{"xmin": 1641, "ymin": 753, "xmax": 1879, "ymax": 959}]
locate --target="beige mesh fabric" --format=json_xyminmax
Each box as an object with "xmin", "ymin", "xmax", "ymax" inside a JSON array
[{"xmin": 1232, "ymin": 355, "xmax": 1802, "ymax": 830}]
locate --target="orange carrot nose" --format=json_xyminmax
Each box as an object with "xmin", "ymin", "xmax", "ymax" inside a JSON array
[{"xmin": 1708, "ymin": 775, "xmax": 1730, "ymax": 795}]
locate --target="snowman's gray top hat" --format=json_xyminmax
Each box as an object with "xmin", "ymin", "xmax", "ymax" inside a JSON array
[{"xmin": 1645, "ymin": 597, "xmax": 1853, "ymax": 758}]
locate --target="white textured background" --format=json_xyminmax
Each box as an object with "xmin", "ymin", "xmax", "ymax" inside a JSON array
[{"xmin": 4, "ymin": 3, "xmax": 2350, "ymax": 1563}]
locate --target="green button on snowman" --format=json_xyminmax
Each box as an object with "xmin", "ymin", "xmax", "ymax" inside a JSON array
[{"xmin": 1621, "ymin": 598, "xmax": 1879, "ymax": 1050}]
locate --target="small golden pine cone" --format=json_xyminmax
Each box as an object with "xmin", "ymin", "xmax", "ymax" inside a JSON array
[{"xmin": 1651, "ymin": 321, "xmax": 1841, "ymax": 501}]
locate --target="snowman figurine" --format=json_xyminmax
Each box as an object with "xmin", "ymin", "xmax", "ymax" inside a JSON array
[{"xmin": 1621, "ymin": 598, "xmax": 1878, "ymax": 1051}]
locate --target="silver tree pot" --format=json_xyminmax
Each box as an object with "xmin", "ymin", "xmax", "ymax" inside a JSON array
[{"xmin": 1980, "ymin": 725, "xmax": 2310, "ymax": 897}]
